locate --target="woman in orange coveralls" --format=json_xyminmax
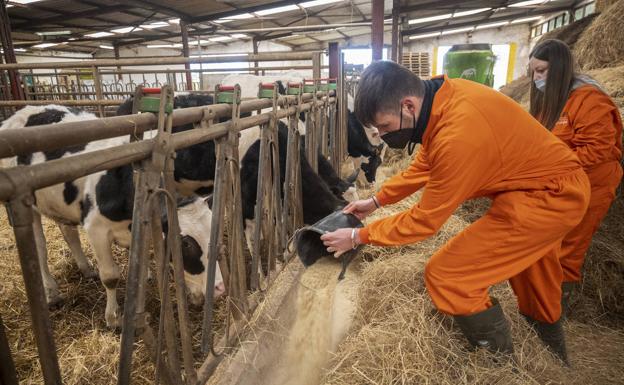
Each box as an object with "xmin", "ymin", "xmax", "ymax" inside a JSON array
[
  {"xmin": 529, "ymin": 39, "xmax": 622, "ymax": 313},
  {"xmin": 320, "ymin": 61, "xmax": 590, "ymax": 364}
]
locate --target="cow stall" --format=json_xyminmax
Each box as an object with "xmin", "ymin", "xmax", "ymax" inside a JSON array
[{"xmin": 0, "ymin": 50, "xmax": 356, "ymax": 385}]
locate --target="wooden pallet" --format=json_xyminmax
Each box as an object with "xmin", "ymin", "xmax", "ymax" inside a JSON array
[{"xmin": 402, "ymin": 52, "xmax": 431, "ymax": 78}]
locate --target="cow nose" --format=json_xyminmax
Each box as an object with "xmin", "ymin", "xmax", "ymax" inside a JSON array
[{"xmin": 214, "ymin": 281, "xmax": 226, "ymax": 297}]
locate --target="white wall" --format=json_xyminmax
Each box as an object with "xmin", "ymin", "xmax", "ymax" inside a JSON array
[{"xmin": 406, "ymin": 23, "xmax": 531, "ymax": 84}]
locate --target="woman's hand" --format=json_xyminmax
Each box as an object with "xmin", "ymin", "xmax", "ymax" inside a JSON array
[
  {"xmin": 320, "ymin": 228, "xmax": 360, "ymax": 258},
  {"xmin": 343, "ymin": 198, "xmax": 378, "ymax": 220}
]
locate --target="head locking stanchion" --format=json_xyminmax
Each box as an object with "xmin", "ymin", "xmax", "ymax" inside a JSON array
[
  {"xmin": 250, "ymin": 82, "xmax": 284, "ymax": 291},
  {"xmin": 118, "ymin": 85, "xmax": 187, "ymax": 385},
  {"xmin": 318, "ymin": 78, "xmax": 331, "ymax": 158},
  {"xmin": 327, "ymin": 78, "xmax": 338, "ymax": 167},
  {"xmin": 303, "ymin": 79, "xmax": 318, "ymax": 172},
  {"xmin": 202, "ymin": 84, "xmax": 249, "ymax": 355},
  {"xmin": 283, "ymin": 82, "xmax": 305, "ymax": 260}
]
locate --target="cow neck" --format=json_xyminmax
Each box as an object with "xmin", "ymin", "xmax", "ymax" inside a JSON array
[{"xmin": 408, "ymin": 76, "xmax": 445, "ymax": 154}]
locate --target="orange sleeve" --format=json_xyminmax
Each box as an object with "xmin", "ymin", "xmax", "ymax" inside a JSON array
[
  {"xmin": 360, "ymin": 128, "xmax": 499, "ymax": 246},
  {"xmin": 569, "ymin": 92, "xmax": 621, "ymax": 168},
  {"xmin": 374, "ymin": 147, "xmax": 430, "ymax": 206}
]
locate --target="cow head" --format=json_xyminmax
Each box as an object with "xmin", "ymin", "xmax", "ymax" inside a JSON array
[
  {"xmin": 347, "ymin": 111, "xmax": 383, "ymax": 183},
  {"xmin": 163, "ymin": 195, "xmax": 225, "ymax": 307}
]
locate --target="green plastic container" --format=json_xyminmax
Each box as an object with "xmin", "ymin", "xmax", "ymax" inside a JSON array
[{"xmin": 443, "ymin": 44, "xmax": 496, "ymax": 87}]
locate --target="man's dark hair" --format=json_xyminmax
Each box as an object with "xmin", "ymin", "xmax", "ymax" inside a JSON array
[{"xmin": 354, "ymin": 60, "xmax": 424, "ymax": 127}]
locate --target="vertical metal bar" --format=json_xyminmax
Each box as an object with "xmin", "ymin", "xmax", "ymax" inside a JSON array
[
  {"xmin": 114, "ymin": 44, "xmax": 123, "ymax": 81},
  {"xmin": 6, "ymin": 194, "xmax": 62, "ymax": 385},
  {"xmin": 252, "ymin": 37, "xmax": 259, "ymax": 76},
  {"xmin": 372, "ymin": 0, "xmax": 384, "ymax": 61},
  {"xmin": 0, "ymin": 314, "xmax": 19, "ymax": 385},
  {"xmin": 0, "ymin": 2, "xmax": 25, "ymax": 102},
  {"xmin": 328, "ymin": 43, "xmax": 339, "ymax": 79},
  {"xmin": 180, "ymin": 20, "xmax": 193, "ymax": 91},
  {"xmin": 391, "ymin": 0, "xmax": 400, "ymax": 62},
  {"xmin": 92, "ymin": 66, "xmax": 104, "ymax": 117},
  {"xmin": 312, "ymin": 52, "xmax": 321, "ymax": 80},
  {"xmin": 117, "ymin": 168, "xmax": 150, "ymax": 385}
]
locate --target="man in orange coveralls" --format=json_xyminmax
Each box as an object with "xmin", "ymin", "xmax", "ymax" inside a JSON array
[
  {"xmin": 528, "ymin": 39, "xmax": 623, "ymax": 312},
  {"xmin": 320, "ymin": 61, "xmax": 590, "ymax": 364}
]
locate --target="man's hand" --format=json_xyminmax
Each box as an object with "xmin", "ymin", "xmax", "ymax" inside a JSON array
[
  {"xmin": 343, "ymin": 198, "xmax": 378, "ymax": 220},
  {"xmin": 320, "ymin": 228, "xmax": 360, "ymax": 258}
]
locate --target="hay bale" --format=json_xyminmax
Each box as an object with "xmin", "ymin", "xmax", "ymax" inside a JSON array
[
  {"xmin": 499, "ymin": 75, "xmax": 531, "ymax": 107},
  {"xmin": 587, "ymin": 64, "xmax": 624, "ymax": 110},
  {"xmin": 575, "ymin": 1, "xmax": 624, "ymax": 69}
]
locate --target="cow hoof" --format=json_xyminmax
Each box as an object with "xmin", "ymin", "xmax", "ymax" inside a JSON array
[
  {"xmin": 81, "ymin": 267, "xmax": 98, "ymax": 280},
  {"xmin": 47, "ymin": 295, "xmax": 65, "ymax": 310},
  {"xmin": 106, "ymin": 313, "xmax": 123, "ymax": 330}
]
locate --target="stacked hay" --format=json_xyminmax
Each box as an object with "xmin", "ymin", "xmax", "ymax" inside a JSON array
[
  {"xmin": 575, "ymin": 1, "xmax": 624, "ymax": 69},
  {"xmin": 499, "ymin": 14, "xmax": 598, "ymax": 102}
]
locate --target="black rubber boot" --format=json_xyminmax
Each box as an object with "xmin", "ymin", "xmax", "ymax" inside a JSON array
[
  {"xmin": 561, "ymin": 281, "xmax": 576, "ymax": 319},
  {"xmin": 523, "ymin": 315, "xmax": 570, "ymax": 366},
  {"xmin": 454, "ymin": 298, "xmax": 514, "ymax": 356}
]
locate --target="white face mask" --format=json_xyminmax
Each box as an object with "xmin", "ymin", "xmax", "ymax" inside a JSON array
[{"xmin": 534, "ymin": 78, "xmax": 546, "ymax": 92}]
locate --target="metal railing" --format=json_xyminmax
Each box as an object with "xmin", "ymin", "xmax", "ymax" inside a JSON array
[{"xmin": 0, "ymin": 51, "xmax": 351, "ymax": 385}]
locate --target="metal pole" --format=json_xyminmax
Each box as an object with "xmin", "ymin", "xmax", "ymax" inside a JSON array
[
  {"xmin": 391, "ymin": 0, "xmax": 400, "ymax": 62},
  {"xmin": 0, "ymin": 52, "xmax": 322, "ymax": 70},
  {"xmin": 328, "ymin": 42, "xmax": 339, "ymax": 79},
  {"xmin": 0, "ymin": 314, "xmax": 18, "ymax": 385},
  {"xmin": 92, "ymin": 66, "xmax": 104, "ymax": 117},
  {"xmin": 0, "ymin": 0, "xmax": 25, "ymax": 102},
  {"xmin": 371, "ymin": 0, "xmax": 384, "ymax": 61},
  {"xmin": 312, "ymin": 52, "xmax": 321, "ymax": 80},
  {"xmin": 252, "ymin": 37, "xmax": 259, "ymax": 76},
  {"xmin": 114, "ymin": 44, "xmax": 123, "ymax": 82},
  {"xmin": 6, "ymin": 193, "xmax": 62, "ymax": 385},
  {"xmin": 180, "ymin": 20, "xmax": 193, "ymax": 91}
]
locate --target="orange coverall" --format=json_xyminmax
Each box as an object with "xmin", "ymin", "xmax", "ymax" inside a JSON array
[
  {"xmin": 552, "ymin": 84, "xmax": 623, "ymax": 283},
  {"xmin": 358, "ymin": 76, "xmax": 590, "ymax": 323}
]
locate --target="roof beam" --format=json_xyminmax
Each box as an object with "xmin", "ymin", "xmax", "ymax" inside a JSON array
[
  {"xmin": 12, "ymin": 4, "xmax": 135, "ymax": 28},
  {"xmin": 401, "ymin": 5, "xmax": 571, "ymax": 36},
  {"xmin": 121, "ymin": 0, "xmax": 190, "ymax": 19}
]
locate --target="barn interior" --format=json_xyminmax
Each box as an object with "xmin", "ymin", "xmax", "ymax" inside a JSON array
[{"xmin": 0, "ymin": 1, "xmax": 622, "ymax": 385}]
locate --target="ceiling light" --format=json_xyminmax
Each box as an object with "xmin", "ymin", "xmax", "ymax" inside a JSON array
[
  {"xmin": 215, "ymin": 13, "xmax": 254, "ymax": 23},
  {"xmin": 32, "ymin": 42, "xmax": 59, "ymax": 48},
  {"xmin": 231, "ymin": 33, "xmax": 248, "ymax": 39},
  {"xmin": 11, "ymin": 0, "xmax": 45, "ymax": 3},
  {"xmin": 147, "ymin": 44, "xmax": 181, "ymax": 48},
  {"xmin": 140, "ymin": 22, "xmax": 169, "ymax": 29},
  {"xmin": 210, "ymin": 36, "xmax": 233, "ymax": 42},
  {"xmin": 35, "ymin": 30, "xmax": 71, "ymax": 36},
  {"xmin": 84, "ymin": 31, "xmax": 114, "ymax": 38},
  {"xmin": 511, "ymin": 16, "xmax": 542, "ymax": 24},
  {"xmin": 453, "ymin": 8, "xmax": 492, "ymax": 17},
  {"xmin": 256, "ymin": 5, "xmax": 299, "ymax": 16},
  {"xmin": 408, "ymin": 13, "xmax": 452, "ymax": 25},
  {"xmin": 510, "ymin": 0, "xmax": 548, "ymax": 7},
  {"xmin": 99, "ymin": 45, "xmax": 114, "ymax": 49},
  {"xmin": 408, "ymin": 31, "xmax": 441, "ymax": 40},
  {"xmin": 168, "ymin": 18, "xmax": 180, "ymax": 24},
  {"xmin": 300, "ymin": 0, "xmax": 344, "ymax": 7},
  {"xmin": 111, "ymin": 26, "xmax": 142, "ymax": 34},
  {"xmin": 15, "ymin": 48, "xmax": 27, "ymax": 52},
  {"xmin": 440, "ymin": 27, "xmax": 474, "ymax": 35},
  {"xmin": 475, "ymin": 21, "xmax": 509, "ymax": 29}
]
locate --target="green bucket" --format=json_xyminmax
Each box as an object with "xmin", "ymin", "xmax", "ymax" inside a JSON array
[{"xmin": 443, "ymin": 44, "xmax": 496, "ymax": 87}]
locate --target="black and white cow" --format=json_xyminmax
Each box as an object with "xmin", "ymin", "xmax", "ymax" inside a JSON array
[
  {"xmin": 220, "ymin": 72, "xmax": 305, "ymax": 99},
  {"xmin": 0, "ymin": 105, "xmax": 225, "ymax": 328}
]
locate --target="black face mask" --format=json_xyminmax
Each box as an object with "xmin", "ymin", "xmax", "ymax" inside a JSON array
[{"xmin": 380, "ymin": 111, "xmax": 416, "ymax": 150}]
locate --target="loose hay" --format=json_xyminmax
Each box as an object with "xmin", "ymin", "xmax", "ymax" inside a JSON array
[
  {"xmin": 575, "ymin": 1, "xmax": 624, "ymax": 69},
  {"xmin": 0, "ymin": 207, "xmax": 229, "ymax": 384},
  {"xmin": 320, "ymin": 156, "xmax": 624, "ymax": 385}
]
